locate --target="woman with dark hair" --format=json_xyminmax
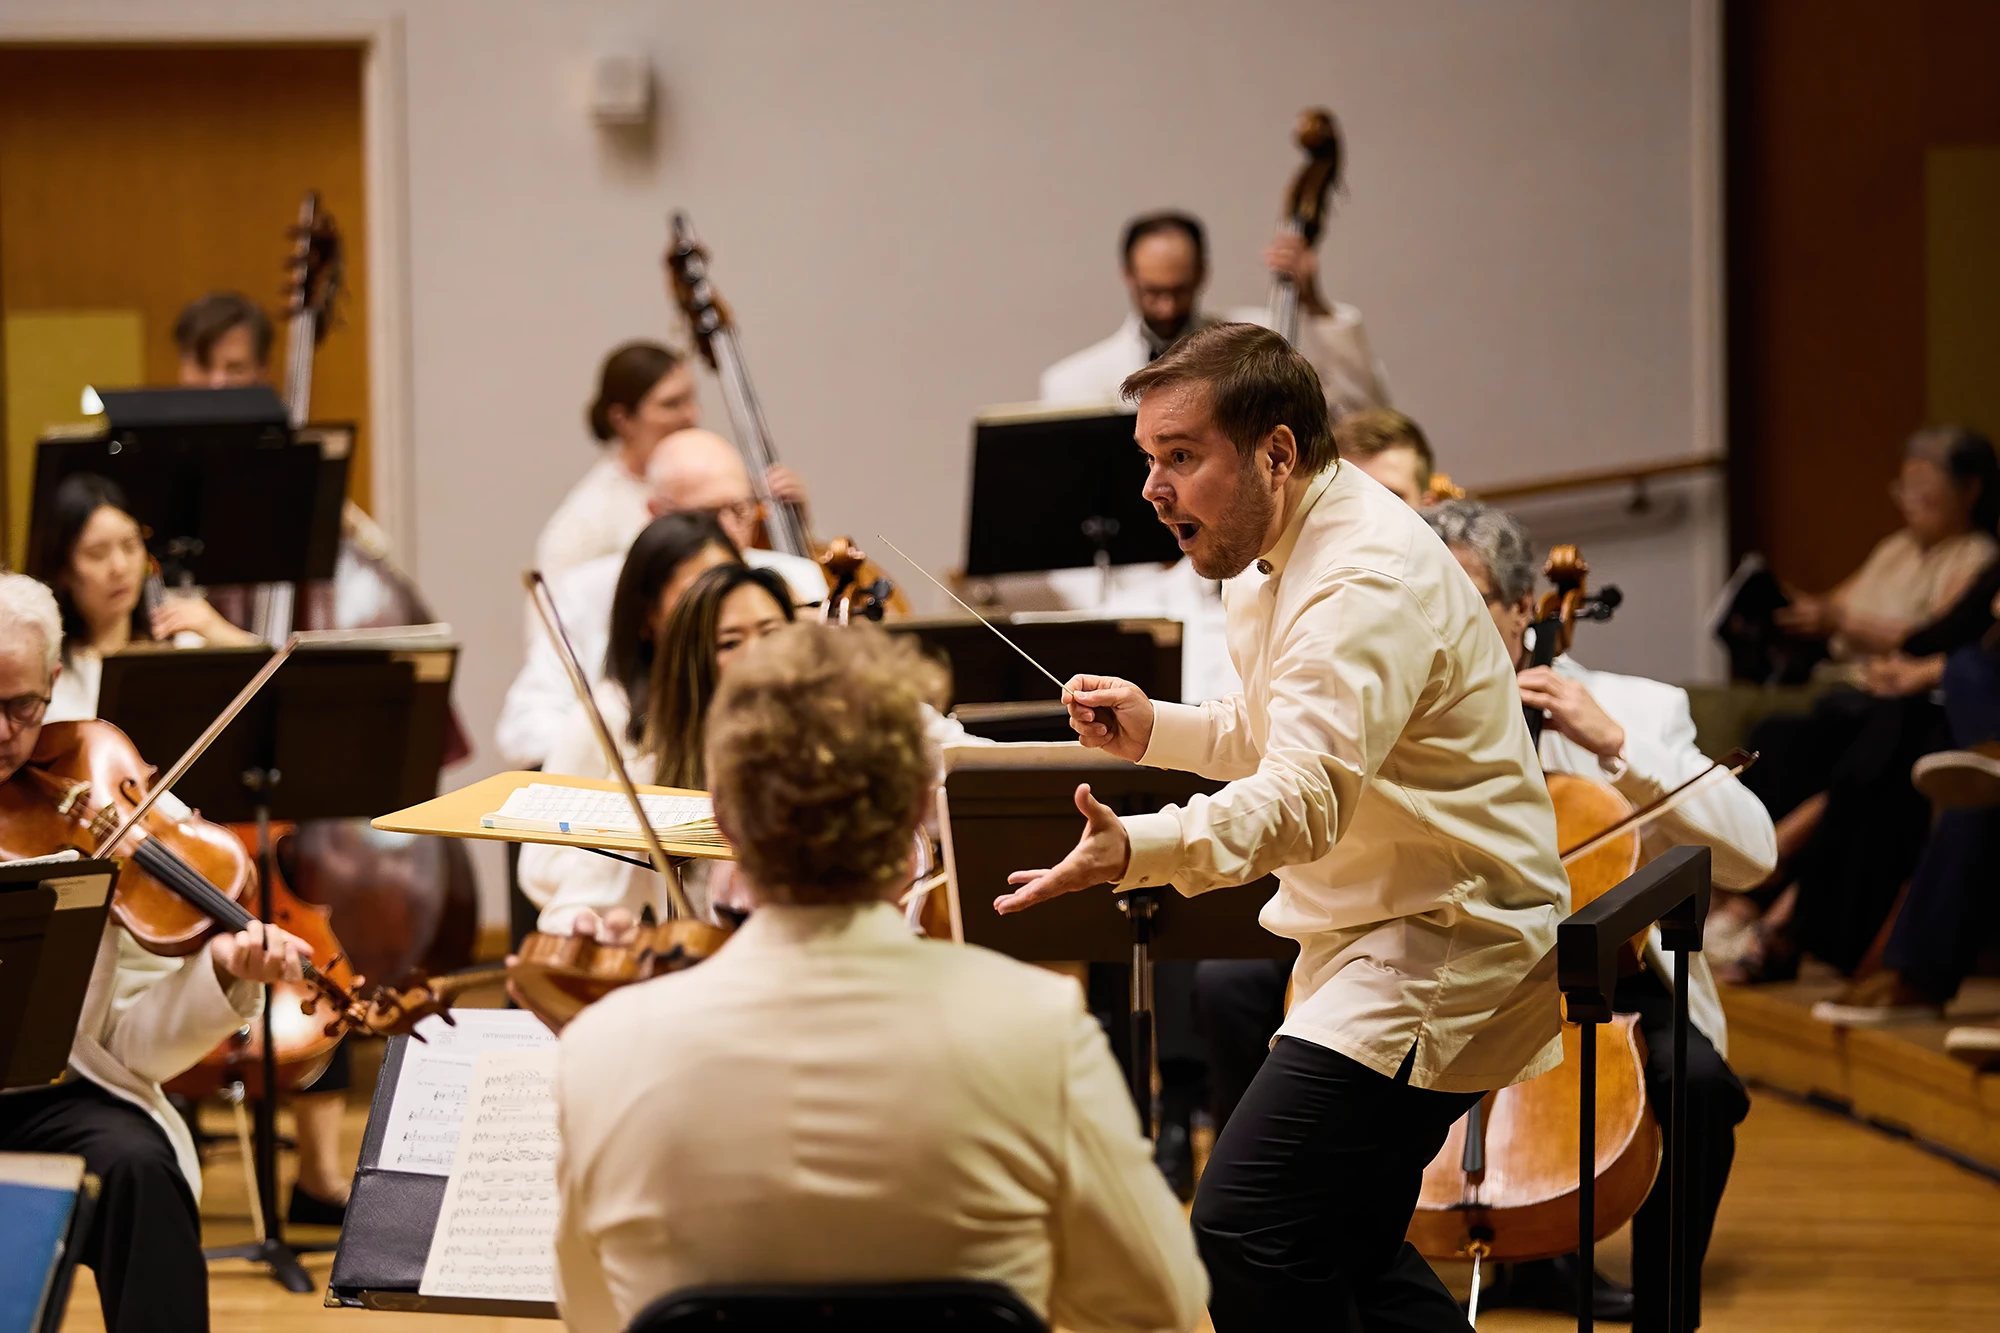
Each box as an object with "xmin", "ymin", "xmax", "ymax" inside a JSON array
[
  {"xmin": 498, "ymin": 512, "xmax": 739, "ymax": 767},
  {"xmin": 520, "ymin": 561, "xmax": 794, "ymax": 931},
  {"xmin": 533, "ymin": 341, "xmax": 701, "ymax": 583},
  {"xmin": 30, "ymin": 473, "xmax": 256, "ymax": 721}
]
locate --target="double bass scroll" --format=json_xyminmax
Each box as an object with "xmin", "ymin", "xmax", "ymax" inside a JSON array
[{"xmin": 1269, "ymin": 107, "xmax": 1342, "ymax": 346}]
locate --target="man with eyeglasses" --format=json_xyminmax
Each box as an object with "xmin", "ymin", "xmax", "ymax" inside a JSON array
[{"xmin": 0, "ymin": 572, "xmax": 313, "ymax": 1332}]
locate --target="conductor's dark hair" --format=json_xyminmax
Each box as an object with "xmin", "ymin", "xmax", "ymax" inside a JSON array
[
  {"xmin": 605, "ymin": 511, "xmax": 741, "ymax": 740},
  {"xmin": 173, "ymin": 292, "xmax": 274, "ymax": 369},
  {"xmin": 1121, "ymin": 322, "xmax": 1336, "ymax": 475},
  {"xmin": 588, "ymin": 342, "xmax": 683, "ymax": 443},
  {"xmin": 1120, "ymin": 211, "xmax": 1207, "ymax": 271},
  {"xmin": 28, "ymin": 472, "xmax": 153, "ymax": 660}
]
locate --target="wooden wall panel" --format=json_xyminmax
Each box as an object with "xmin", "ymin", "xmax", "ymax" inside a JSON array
[
  {"xmin": 0, "ymin": 43, "xmax": 370, "ymax": 558},
  {"xmin": 1727, "ymin": 1, "xmax": 2000, "ymax": 592}
]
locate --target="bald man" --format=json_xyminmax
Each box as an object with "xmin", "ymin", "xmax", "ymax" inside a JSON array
[{"xmin": 499, "ymin": 429, "xmax": 823, "ymax": 768}]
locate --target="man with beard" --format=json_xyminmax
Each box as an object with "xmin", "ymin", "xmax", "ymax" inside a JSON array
[{"xmin": 996, "ymin": 323, "xmax": 1567, "ymax": 1331}]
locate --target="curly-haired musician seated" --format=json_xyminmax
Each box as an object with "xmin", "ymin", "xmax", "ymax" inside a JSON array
[{"xmin": 551, "ymin": 624, "xmax": 1206, "ymax": 1333}]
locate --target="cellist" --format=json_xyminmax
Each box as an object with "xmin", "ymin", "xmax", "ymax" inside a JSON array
[
  {"xmin": 1427, "ymin": 500, "xmax": 1772, "ymax": 1327},
  {"xmin": 0, "ymin": 573, "xmax": 310, "ymax": 1333}
]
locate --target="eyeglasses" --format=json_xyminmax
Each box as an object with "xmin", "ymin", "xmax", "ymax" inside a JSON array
[
  {"xmin": 711, "ymin": 500, "xmax": 763, "ymax": 523},
  {"xmin": 0, "ymin": 694, "xmax": 51, "ymax": 728}
]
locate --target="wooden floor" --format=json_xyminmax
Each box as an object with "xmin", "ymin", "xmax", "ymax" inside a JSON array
[{"xmin": 55, "ymin": 1052, "xmax": 2000, "ymax": 1332}]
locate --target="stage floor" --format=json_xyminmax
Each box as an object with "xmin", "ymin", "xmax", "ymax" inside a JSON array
[{"xmin": 54, "ymin": 1038, "xmax": 2000, "ymax": 1332}]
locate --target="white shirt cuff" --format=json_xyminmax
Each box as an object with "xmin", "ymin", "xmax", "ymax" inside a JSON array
[
  {"xmin": 1118, "ymin": 812, "xmax": 1185, "ymax": 889},
  {"xmin": 1139, "ymin": 701, "xmax": 1208, "ymax": 771}
]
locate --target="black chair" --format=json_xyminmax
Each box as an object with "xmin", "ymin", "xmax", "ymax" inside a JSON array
[{"xmin": 626, "ymin": 1280, "xmax": 1047, "ymax": 1332}]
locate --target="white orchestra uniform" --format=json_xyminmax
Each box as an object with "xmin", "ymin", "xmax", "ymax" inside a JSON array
[
  {"xmin": 496, "ymin": 545, "xmax": 829, "ymax": 769},
  {"xmin": 533, "ymin": 454, "xmax": 655, "ymax": 586},
  {"xmin": 553, "ymin": 900, "xmax": 1208, "ymax": 1333},
  {"xmin": 1128, "ymin": 461, "xmax": 1567, "ymax": 1330}
]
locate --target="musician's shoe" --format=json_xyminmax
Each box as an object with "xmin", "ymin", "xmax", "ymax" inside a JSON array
[
  {"xmin": 1485, "ymin": 1255, "xmax": 1635, "ymax": 1322},
  {"xmin": 1945, "ymin": 1024, "xmax": 2000, "ymax": 1068},
  {"xmin": 1153, "ymin": 1120, "xmax": 1195, "ymax": 1202},
  {"xmin": 1810, "ymin": 970, "xmax": 1943, "ymax": 1027},
  {"xmin": 286, "ymin": 1184, "xmax": 348, "ymax": 1228},
  {"xmin": 1912, "ymin": 744, "xmax": 2000, "ymax": 810}
]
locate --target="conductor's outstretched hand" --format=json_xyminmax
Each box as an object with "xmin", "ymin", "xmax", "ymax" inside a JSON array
[
  {"xmin": 994, "ymin": 783, "xmax": 1132, "ymax": 915},
  {"xmin": 1063, "ymin": 674, "xmax": 1154, "ymax": 762}
]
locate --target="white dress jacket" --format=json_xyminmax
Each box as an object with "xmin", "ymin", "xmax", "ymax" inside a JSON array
[{"xmin": 553, "ymin": 902, "xmax": 1207, "ymax": 1333}]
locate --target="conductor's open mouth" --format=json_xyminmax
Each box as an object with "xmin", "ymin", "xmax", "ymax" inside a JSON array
[{"xmin": 1169, "ymin": 520, "xmax": 1200, "ymax": 547}]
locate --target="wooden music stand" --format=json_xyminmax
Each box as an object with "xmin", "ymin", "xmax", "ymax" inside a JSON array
[{"xmin": 370, "ymin": 771, "xmax": 733, "ymax": 862}]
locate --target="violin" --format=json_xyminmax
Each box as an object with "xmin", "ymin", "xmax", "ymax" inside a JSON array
[
  {"xmin": 1409, "ymin": 545, "xmax": 1659, "ymax": 1303},
  {"xmin": 663, "ymin": 213, "xmax": 905, "ymax": 622},
  {"xmin": 0, "ymin": 718, "xmax": 368, "ymax": 1090},
  {"xmin": 1269, "ymin": 107, "xmax": 1343, "ymax": 346}
]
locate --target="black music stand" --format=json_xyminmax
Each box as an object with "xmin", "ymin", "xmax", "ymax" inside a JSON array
[
  {"xmin": 1559, "ymin": 845, "xmax": 1710, "ymax": 1333},
  {"xmin": 965, "ymin": 407, "xmax": 1180, "ymax": 578},
  {"xmin": 0, "ymin": 859, "xmax": 118, "ymax": 1090},
  {"xmin": 96, "ymin": 640, "xmax": 458, "ymax": 1293},
  {"xmin": 940, "ymin": 753, "xmax": 1290, "ymax": 1134},
  {"xmin": 27, "ymin": 387, "xmax": 343, "ymax": 588}
]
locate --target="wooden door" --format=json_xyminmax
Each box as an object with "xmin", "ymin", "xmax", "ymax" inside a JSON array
[{"xmin": 0, "ymin": 43, "xmax": 369, "ymax": 566}]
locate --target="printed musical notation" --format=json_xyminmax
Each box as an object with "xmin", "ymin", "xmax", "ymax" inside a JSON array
[
  {"xmin": 418, "ymin": 1048, "xmax": 562, "ymax": 1302},
  {"xmin": 377, "ymin": 1008, "xmax": 554, "ymax": 1177}
]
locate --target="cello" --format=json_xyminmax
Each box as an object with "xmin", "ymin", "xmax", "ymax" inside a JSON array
[
  {"xmin": 1408, "ymin": 546, "xmax": 1659, "ymax": 1316},
  {"xmin": 1268, "ymin": 107, "xmax": 1342, "ymax": 346},
  {"xmin": 662, "ymin": 213, "xmax": 903, "ymax": 622}
]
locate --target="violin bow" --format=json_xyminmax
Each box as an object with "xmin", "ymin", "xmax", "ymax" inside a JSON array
[
  {"xmin": 1559, "ymin": 747, "xmax": 1757, "ymax": 865},
  {"xmin": 522, "ymin": 570, "xmax": 698, "ymax": 921},
  {"xmin": 91, "ymin": 639, "xmax": 300, "ymax": 859}
]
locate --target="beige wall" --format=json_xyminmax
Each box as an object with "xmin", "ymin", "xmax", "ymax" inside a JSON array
[{"xmin": 6, "ymin": 1, "xmax": 1721, "ymax": 921}]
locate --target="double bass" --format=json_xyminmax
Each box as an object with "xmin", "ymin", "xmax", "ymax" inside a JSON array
[
  {"xmin": 1268, "ymin": 107, "xmax": 1343, "ymax": 346},
  {"xmin": 663, "ymin": 213, "xmax": 903, "ymax": 623},
  {"xmin": 246, "ymin": 192, "xmax": 478, "ymax": 996},
  {"xmin": 1409, "ymin": 546, "xmax": 1658, "ymax": 1314}
]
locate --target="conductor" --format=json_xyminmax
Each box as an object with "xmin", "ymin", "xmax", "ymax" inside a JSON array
[{"xmin": 996, "ymin": 323, "xmax": 1569, "ymax": 1331}]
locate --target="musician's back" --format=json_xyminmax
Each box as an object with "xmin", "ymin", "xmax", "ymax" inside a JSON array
[{"xmin": 552, "ymin": 900, "xmax": 1205, "ymax": 1333}]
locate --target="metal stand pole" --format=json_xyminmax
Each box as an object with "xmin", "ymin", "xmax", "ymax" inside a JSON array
[
  {"xmin": 202, "ymin": 769, "xmax": 326, "ymax": 1291},
  {"xmin": 1577, "ymin": 1018, "xmax": 1597, "ymax": 1333},
  {"xmin": 1118, "ymin": 891, "xmax": 1158, "ymax": 1140},
  {"xmin": 1670, "ymin": 946, "xmax": 1691, "ymax": 1333}
]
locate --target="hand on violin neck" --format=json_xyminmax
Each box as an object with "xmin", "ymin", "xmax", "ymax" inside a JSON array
[
  {"xmin": 210, "ymin": 919, "xmax": 308, "ymax": 989},
  {"xmin": 1063, "ymin": 674, "xmax": 1153, "ymax": 762},
  {"xmin": 1516, "ymin": 666, "xmax": 1625, "ymax": 763}
]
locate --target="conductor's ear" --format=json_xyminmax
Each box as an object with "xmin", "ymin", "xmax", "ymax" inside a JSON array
[{"xmin": 1264, "ymin": 424, "xmax": 1299, "ymax": 485}]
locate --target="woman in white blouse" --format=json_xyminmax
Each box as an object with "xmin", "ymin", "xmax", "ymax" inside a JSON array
[
  {"xmin": 521, "ymin": 562, "xmax": 795, "ymax": 934},
  {"xmin": 30, "ymin": 473, "xmax": 257, "ymax": 722}
]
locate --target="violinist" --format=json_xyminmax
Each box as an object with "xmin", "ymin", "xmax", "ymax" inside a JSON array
[
  {"xmin": 552, "ymin": 623, "xmax": 1205, "ymax": 1333},
  {"xmin": 999, "ymin": 324, "xmax": 1566, "ymax": 1332},
  {"xmin": 28, "ymin": 474, "xmax": 258, "ymax": 724},
  {"xmin": 29, "ymin": 462, "xmax": 363, "ymax": 1224},
  {"xmin": 496, "ymin": 432, "xmax": 821, "ymax": 769},
  {"xmin": 1428, "ymin": 500, "xmax": 1770, "ymax": 1327},
  {"xmin": 520, "ymin": 562, "xmax": 796, "ymax": 935},
  {"xmin": 0, "ymin": 573, "xmax": 310, "ymax": 1333}
]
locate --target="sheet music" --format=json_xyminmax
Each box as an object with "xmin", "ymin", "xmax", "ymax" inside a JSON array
[
  {"xmin": 377, "ymin": 1009, "xmax": 554, "ymax": 1176},
  {"xmin": 417, "ymin": 1048, "xmax": 561, "ymax": 1302}
]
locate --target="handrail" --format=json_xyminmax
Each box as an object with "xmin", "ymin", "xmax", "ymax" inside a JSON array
[{"xmin": 1473, "ymin": 453, "xmax": 1724, "ymax": 505}]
